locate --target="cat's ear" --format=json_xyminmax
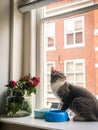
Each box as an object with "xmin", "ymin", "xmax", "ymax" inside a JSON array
[{"xmin": 51, "ymin": 67, "xmax": 55, "ymax": 73}]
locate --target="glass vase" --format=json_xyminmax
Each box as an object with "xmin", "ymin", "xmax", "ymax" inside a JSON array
[{"xmin": 6, "ymin": 89, "xmax": 32, "ymax": 117}]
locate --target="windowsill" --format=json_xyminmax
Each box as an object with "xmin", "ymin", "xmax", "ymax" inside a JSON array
[
  {"xmin": 63, "ymin": 44, "xmax": 85, "ymax": 49},
  {"xmin": 1, "ymin": 116, "xmax": 98, "ymax": 130},
  {"xmin": 46, "ymin": 48, "xmax": 56, "ymax": 51}
]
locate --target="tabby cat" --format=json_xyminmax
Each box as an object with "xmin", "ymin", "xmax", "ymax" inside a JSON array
[{"xmin": 50, "ymin": 67, "xmax": 98, "ymax": 121}]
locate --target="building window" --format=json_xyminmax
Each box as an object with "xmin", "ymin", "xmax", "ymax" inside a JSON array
[
  {"xmin": 64, "ymin": 59, "xmax": 85, "ymax": 87},
  {"xmin": 45, "ymin": 62, "xmax": 59, "ymax": 108},
  {"xmin": 46, "ymin": 62, "xmax": 55, "ymax": 94},
  {"xmin": 64, "ymin": 16, "xmax": 85, "ymax": 48},
  {"xmin": 46, "ymin": 23, "xmax": 55, "ymax": 50}
]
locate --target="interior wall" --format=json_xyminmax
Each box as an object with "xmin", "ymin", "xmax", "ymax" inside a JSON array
[
  {"xmin": 10, "ymin": 0, "xmax": 23, "ymax": 81},
  {"xmin": 0, "ymin": 0, "xmax": 10, "ymax": 114},
  {"xmin": 0, "ymin": 0, "xmax": 23, "ymax": 115}
]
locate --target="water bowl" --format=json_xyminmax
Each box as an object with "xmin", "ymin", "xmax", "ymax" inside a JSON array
[
  {"xmin": 45, "ymin": 110, "xmax": 69, "ymax": 122},
  {"xmin": 34, "ymin": 108, "xmax": 50, "ymax": 119}
]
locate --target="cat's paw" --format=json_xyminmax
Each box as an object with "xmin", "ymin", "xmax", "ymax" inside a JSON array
[{"xmin": 73, "ymin": 115, "xmax": 85, "ymax": 121}]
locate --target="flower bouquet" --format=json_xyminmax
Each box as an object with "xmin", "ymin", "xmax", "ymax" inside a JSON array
[{"xmin": 5, "ymin": 73, "xmax": 40, "ymax": 117}]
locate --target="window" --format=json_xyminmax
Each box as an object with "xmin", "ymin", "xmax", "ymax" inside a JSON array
[
  {"xmin": 64, "ymin": 59, "xmax": 85, "ymax": 87},
  {"xmin": 64, "ymin": 16, "xmax": 85, "ymax": 48},
  {"xmin": 36, "ymin": 0, "xmax": 98, "ymax": 108},
  {"xmin": 45, "ymin": 62, "xmax": 59, "ymax": 108},
  {"xmin": 45, "ymin": 23, "xmax": 55, "ymax": 50},
  {"xmin": 46, "ymin": 62, "xmax": 55, "ymax": 94}
]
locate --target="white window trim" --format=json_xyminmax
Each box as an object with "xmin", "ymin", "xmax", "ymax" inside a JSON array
[
  {"xmin": 64, "ymin": 59, "xmax": 86, "ymax": 87},
  {"xmin": 64, "ymin": 16, "xmax": 85, "ymax": 48},
  {"xmin": 45, "ymin": 0, "xmax": 93, "ymax": 17}
]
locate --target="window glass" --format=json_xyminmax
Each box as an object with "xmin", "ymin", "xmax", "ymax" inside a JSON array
[{"xmin": 38, "ymin": 0, "xmax": 98, "ymax": 108}]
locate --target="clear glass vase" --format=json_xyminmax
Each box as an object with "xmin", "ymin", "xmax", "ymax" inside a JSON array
[{"xmin": 6, "ymin": 89, "xmax": 32, "ymax": 117}]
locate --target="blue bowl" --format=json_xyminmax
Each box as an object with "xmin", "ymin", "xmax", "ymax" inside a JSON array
[{"xmin": 45, "ymin": 110, "xmax": 69, "ymax": 122}]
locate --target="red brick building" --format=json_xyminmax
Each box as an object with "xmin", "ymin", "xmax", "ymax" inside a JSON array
[{"xmin": 45, "ymin": 0, "xmax": 98, "ymax": 102}]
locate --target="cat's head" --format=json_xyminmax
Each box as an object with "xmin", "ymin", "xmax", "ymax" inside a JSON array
[{"xmin": 50, "ymin": 67, "xmax": 66, "ymax": 83}]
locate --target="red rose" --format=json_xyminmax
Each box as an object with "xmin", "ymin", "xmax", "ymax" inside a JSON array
[
  {"xmin": 9, "ymin": 80, "xmax": 17, "ymax": 88},
  {"xmin": 32, "ymin": 77, "xmax": 40, "ymax": 83},
  {"xmin": 27, "ymin": 81, "xmax": 34, "ymax": 87},
  {"xmin": 27, "ymin": 80, "xmax": 39, "ymax": 88},
  {"xmin": 32, "ymin": 82, "xmax": 38, "ymax": 87}
]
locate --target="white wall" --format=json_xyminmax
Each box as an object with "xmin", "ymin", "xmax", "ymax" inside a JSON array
[
  {"xmin": 0, "ymin": 0, "xmax": 23, "ymax": 114},
  {"xmin": 10, "ymin": 0, "xmax": 23, "ymax": 80},
  {"xmin": 0, "ymin": 0, "xmax": 10, "ymax": 114},
  {"xmin": 0, "ymin": 0, "xmax": 37, "ymax": 115}
]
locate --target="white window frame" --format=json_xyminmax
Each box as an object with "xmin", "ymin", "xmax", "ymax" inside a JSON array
[
  {"xmin": 64, "ymin": 59, "xmax": 85, "ymax": 87},
  {"xmin": 64, "ymin": 16, "xmax": 85, "ymax": 48}
]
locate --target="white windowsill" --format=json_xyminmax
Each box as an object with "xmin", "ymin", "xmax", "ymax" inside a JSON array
[
  {"xmin": 1, "ymin": 116, "xmax": 98, "ymax": 130},
  {"xmin": 63, "ymin": 44, "xmax": 85, "ymax": 49}
]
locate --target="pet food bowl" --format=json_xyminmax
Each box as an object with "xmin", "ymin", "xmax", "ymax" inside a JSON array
[
  {"xmin": 45, "ymin": 110, "xmax": 69, "ymax": 122},
  {"xmin": 34, "ymin": 109, "xmax": 50, "ymax": 119}
]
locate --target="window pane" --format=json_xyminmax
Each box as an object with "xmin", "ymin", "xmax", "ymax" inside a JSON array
[
  {"xmin": 66, "ymin": 74, "xmax": 74, "ymax": 82},
  {"xmin": 47, "ymin": 23, "xmax": 55, "ymax": 35},
  {"xmin": 47, "ymin": 84, "xmax": 52, "ymax": 93},
  {"xmin": 47, "ymin": 63, "xmax": 54, "ymax": 73},
  {"xmin": 67, "ymin": 34, "xmax": 74, "ymax": 45},
  {"xmin": 75, "ymin": 32, "xmax": 82, "ymax": 43},
  {"xmin": 65, "ymin": 21, "xmax": 74, "ymax": 33},
  {"xmin": 76, "ymin": 73, "xmax": 84, "ymax": 81},
  {"xmin": 66, "ymin": 62, "xmax": 73, "ymax": 72},
  {"xmin": 47, "ymin": 36, "xmax": 54, "ymax": 47},
  {"xmin": 75, "ymin": 20, "xmax": 82, "ymax": 31},
  {"xmin": 75, "ymin": 63, "xmax": 83, "ymax": 71}
]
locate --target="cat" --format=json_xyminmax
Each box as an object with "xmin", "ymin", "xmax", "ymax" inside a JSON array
[{"xmin": 50, "ymin": 67, "xmax": 98, "ymax": 121}]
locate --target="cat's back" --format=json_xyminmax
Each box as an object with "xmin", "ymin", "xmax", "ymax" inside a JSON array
[{"xmin": 68, "ymin": 83, "xmax": 98, "ymax": 107}]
